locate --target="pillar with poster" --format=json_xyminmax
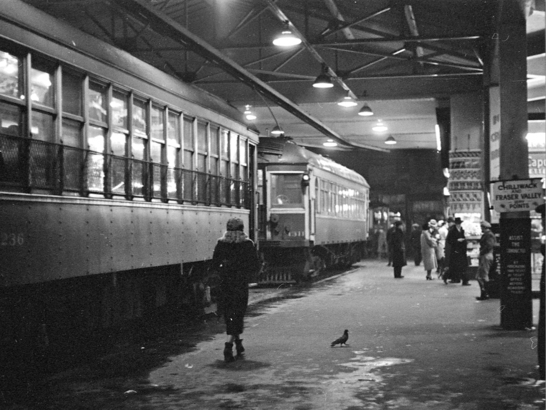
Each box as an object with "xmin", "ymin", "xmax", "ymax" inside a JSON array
[{"xmin": 490, "ymin": 178, "xmax": 544, "ymax": 330}]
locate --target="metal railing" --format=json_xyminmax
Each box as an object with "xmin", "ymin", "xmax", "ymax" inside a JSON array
[{"xmin": 0, "ymin": 133, "xmax": 250, "ymax": 208}]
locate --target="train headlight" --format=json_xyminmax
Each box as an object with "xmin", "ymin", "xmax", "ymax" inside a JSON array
[{"xmin": 301, "ymin": 173, "xmax": 310, "ymax": 187}]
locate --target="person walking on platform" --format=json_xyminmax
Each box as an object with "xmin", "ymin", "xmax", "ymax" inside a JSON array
[
  {"xmin": 212, "ymin": 217, "xmax": 260, "ymax": 362},
  {"xmin": 390, "ymin": 221, "xmax": 407, "ymax": 278},
  {"xmin": 445, "ymin": 217, "xmax": 470, "ymax": 285},
  {"xmin": 476, "ymin": 221, "xmax": 496, "ymax": 300},
  {"xmin": 410, "ymin": 223, "xmax": 422, "ymax": 266},
  {"xmin": 421, "ymin": 220, "xmax": 438, "ymax": 280}
]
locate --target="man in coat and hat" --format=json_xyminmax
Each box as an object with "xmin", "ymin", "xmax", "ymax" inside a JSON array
[{"xmin": 445, "ymin": 217, "xmax": 470, "ymax": 285}]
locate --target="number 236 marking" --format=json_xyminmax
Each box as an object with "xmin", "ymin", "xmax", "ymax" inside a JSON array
[{"xmin": 1, "ymin": 233, "xmax": 25, "ymax": 246}]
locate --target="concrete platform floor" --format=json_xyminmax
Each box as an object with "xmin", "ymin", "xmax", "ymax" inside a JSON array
[{"xmin": 24, "ymin": 259, "xmax": 545, "ymax": 409}]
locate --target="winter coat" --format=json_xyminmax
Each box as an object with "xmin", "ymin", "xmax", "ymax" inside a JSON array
[
  {"xmin": 420, "ymin": 229, "xmax": 438, "ymax": 271},
  {"xmin": 211, "ymin": 233, "xmax": 260, "ymax": 336},
  {"xmin": 390, "ymin": 228, "xmax": 407, "ymax": 268},
  {"xmin": 446, "ymin": 225, "xmax": 468, "ymax": 272}
]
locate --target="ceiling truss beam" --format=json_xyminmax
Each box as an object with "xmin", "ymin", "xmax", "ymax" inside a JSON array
[{"xmin": 114, "ymin": 0, "xmax": 361, "ymax": 149}]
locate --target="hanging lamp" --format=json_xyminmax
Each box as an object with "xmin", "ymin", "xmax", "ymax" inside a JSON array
[
  {"xmin": 313, "ymin": 64, "xmax": 334, "ymax": 88},
  {"xmin": 272, "ymin": 22, "xmax": 301, "ymax": 47},
  {"xmin": 358, "ymin": 103, "xmax": 374, "ymax": 116},
  {"xmin": 271, "ymin": 125, "xmax": 284, "ymax": 136},
  {"xmin": 384, "ymin": 135, "xmax": 397, "ymax": 145},
  {"xmin": 244, "ymin": 105, "xmax": 256, "ymax": 121},
  {"xmin": 337, "ymin": 93, "xmax": 358, "ymax": 107}
]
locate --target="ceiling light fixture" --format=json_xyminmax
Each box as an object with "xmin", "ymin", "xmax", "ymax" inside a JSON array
[
  {"xmin": 358, "ymin": 103, "xmax": 374, "ymax": 116},
  {"xmin": 384, "ymin": 135, "xmax": 397, "ymax": 145},
  {"xmin": 271, "ymin": 125, "xmax": 284, "ymax": 136},
  {"xmin": 244, "ymin": 105, "xmax": 256, "ymax": 121},
  {"xmin": 372, "ymin": 120, "xmax": 388, "ymax": 132},
  {"xmin": 337, "ymin": 93, "xmax": 357, "ymax": 107},
  {"xmin": 323, "ymin": 139, "xmax": 338, "ymax": 147},
  {"xmin": 272, "ymin": 22, "xmax": 302, "ymax": 47},
  {"xmin": 313, "ymin": 64, "xmax": 334, "ymax": 88}
]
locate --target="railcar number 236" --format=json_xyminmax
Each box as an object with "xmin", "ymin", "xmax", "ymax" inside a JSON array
[{"xmin": 1, "ymin": 233, "xmax": 25, "ymax": 246}]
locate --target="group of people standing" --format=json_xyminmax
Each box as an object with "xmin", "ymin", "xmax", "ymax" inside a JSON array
[
  {"xmin": 392, "ymin": 217, "xmax": 497, "ymax": 294},
  {"xmin": 391, "ymin": 217, "xmax": 471, "ymax": 284}
]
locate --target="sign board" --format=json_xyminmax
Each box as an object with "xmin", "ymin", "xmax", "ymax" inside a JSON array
[
  {"xmin": 489, "ymin": 86, "xmax": 501, "ymax": 181},
  {"xmin": 490, "ymin": 178, "xmax": 544, "ymax": 212},
  {"xmin": 500, "ymin": 218, "xmax": 532, "ymax": 330}
]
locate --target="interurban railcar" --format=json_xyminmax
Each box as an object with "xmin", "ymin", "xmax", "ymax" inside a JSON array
[
  {"xmin": 257, "ymin": 137, "xmax": 370, "ymax": 284},
  {"xmin": 0, "ymin": 3, "xmax": 258, "ymax": 360}
]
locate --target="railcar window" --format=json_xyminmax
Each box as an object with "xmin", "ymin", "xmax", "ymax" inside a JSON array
[
  {"xmin": 31, "ymin": 111, "xmax": 54, "ymax": 142},
  {"xmin": 110, "ymin": 131, "xmax": 126, "ymax": 195},
  {"xmin": 0, "ymin": 101, "xmax": 21, "ymax": 135},
  {"xmin": 270, "ymin": 174, "xmax": 303, "ymax": 208},
  {"xmin": 133, "ymin": 99, "xmax": 147, "ymax": 140},
  {"xmin": 220, "ymin": 129, "xmax": 229, "ymax": 203},
  {"xmin": 230, "ymin": 134, "xmax": 239, "ymax": 205},
  {"xmin": 87, "ymin": 126, "xmax": 105, "ymax": 192},
  {"xmin": 151, "ymin": 105, "xmax": 165, "ymax": 198},
  {"xmin": 62, "ymin": 71, "xmax": 82, "ymax": 116},
  {"xmin": 30, "ymin": 59, "xmax": 54, "ymax": 108},
  {"xmin": 315, "ymin": 179, "xmax": 320, "ymax": 213},
  {"xmin": 197, "ymin": 121, "xmax": 207, "ymax": 202},
  {"xmin": 0, "ymin": 51, "xmax": 21, "ymax": 99},
  {"xmin": 209, "ymin": 125, "xmax": 220, "ymax": 204},
  {"xmin": 132, "ymin": 99, "xmax": 147, "ymax": 197},
  {"xmin": 112, "ymin": 91, "xmax": 128, "ymax": 130},
  {"xmin": 183, "ymin": 116, "xmax": 195, "ymax": 201},
  {"xmin": 0, "ymin": 101, "xmax": 22, "ymax": 184},
  {"xmin": 110, "ymin": 91, "xmax": 128, "ymax": 196},
  {"xmin": 61, "ymin": 119, "xmax": 81, "ymax": 147},
  {"xmin": 88, "ymin": 83, "xmax": 107, "ymax": 124},
  {"xmin": 166, "ymin": 111, "xmax": 180, "ymax": 199}
]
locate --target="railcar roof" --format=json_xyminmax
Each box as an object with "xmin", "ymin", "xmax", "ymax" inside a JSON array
[{"xmin": 259, "ymin": 138, "xmax": 369, "ymax": 188}]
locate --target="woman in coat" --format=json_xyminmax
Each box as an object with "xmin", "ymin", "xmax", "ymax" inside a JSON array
[
  {"xmin": 389, "ymin": 221, "xmax": 407, "ymax": 278},
  {"xmin": 212, "ymin": 217, "xmax": 260, "ymax": 362},
  {"xmin": 445, "ymin": 217, "xmax": 469, "ymax": 285},
  {"xmin": 420, "ymin": 221, "xmax": 438, "ymax": 280}
]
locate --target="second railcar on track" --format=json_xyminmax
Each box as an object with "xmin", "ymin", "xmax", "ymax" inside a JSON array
[{"xmin": 257, "ymin": 138, "xmax": 370, "ymax": 284}]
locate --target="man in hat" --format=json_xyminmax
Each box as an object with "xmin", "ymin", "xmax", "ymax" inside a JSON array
[
  {"xmin": 445, "ymin": 217, "xmax": 469, "ymax": 285},
  {"xmin": 476, "ymin": 220, "xmax": 496, "ymax": 300}
]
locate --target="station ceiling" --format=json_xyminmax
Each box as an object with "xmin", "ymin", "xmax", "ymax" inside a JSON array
[{"xmin": 23, "ymin": 0, "xmax": 545, "ymax": 152}]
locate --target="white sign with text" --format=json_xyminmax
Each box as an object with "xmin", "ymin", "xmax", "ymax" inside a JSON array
[{"xmin": 491, "ymin": 178, "xmax": 544, "ymax": 212}]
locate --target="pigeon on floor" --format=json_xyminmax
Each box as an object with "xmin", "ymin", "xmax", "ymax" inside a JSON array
[{"xmin": 331, "ymin": 329, "xmax": 349, "ymax": 347}]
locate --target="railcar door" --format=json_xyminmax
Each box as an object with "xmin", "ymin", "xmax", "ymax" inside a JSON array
[{"xmin": 266, "ymin": 171, "xmax": 310, "ymax": 242}]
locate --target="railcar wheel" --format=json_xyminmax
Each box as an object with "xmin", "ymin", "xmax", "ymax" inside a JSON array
[{"xmin": 311, "ymin": 254, "xmax": 326, "ymax": 276}]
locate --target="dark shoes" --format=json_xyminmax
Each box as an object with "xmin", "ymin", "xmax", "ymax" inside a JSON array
[
  {"xmin": 224, "ymin": 342, "xmax": 235, "ymax": 363},
  {"xmin": 235, "ymin": 339, "xmax": 245, "ymax": 357},
  {"xmin": 224, "ymin": 340, "xmax": 245, "ymax": 362},
  {"xmin": 476, "ymin": 292, "xmax": 489, "ymax": 301},
  {"xmin": 426, "ymin": 276, "xmax": 433, "ymax": 280}
]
